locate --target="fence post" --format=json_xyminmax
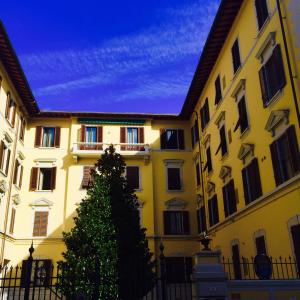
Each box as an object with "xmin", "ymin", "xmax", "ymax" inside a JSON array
[
  {"xmin": 92, "ymin": 254, "xmax": 100, "ymax": 299},
  {"xmin": 159, "ymin": 242, "xmax": 167, "ymax": 300},
  {"xmin": 24, "ymin": 242, "xmax": 34, "ymax": 300}
]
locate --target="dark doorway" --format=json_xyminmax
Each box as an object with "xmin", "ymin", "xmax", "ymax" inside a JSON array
[{"xmin": 232, "ymin": 244, "xmax": 242, "ymax": 279}]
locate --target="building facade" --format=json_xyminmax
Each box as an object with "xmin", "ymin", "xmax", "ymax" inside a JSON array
[{"xmin": 0, "ymin": 0, "xmax": 299, "ymax": 280}]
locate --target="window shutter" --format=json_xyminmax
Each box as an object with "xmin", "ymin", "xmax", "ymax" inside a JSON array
[
  {"xmin": 11, "ymin": 104, "xmax": 16, "ymax": 127},
  {"xmin": 30, "ymin": 167, "xmax": 39, "ymax": 191},
  {"xmin": 34, "ymin": 126, "xmax": 42, "ymax": 147},
  {"xmin": 120, "ymin": 127, "xmax": 126, "ymax": 150},
  {"xmin": 182, "ymin": 211, "xmax": 190, "ymax": 235},
  {"xmin": 194, "ymin": 121, "xmax": 199, "ymax": 143},
  {"xmin": 82, "ymin": 166, "xmax": 93, "ymax": 188},
  {"xmin": 178, "ymin": 129, "xmax": 185, "ymax": 150},
  {"xmin": 205, "ymin": 98, "xmax": 210, "ymax": 127},
  {"xmin": 251, "ymin": 158, "xmax": 262, "ymax": 200},
  {"xmin": 80, "ymin": 125, "xmax": 86, "ymax": 142},
  {"xmin": 54, "ymin": 127, "xmax": 61, "ymax": 148},
  {"xmin": 33, "ymin": 211, "xmax": 41, "ymax": 236},
  {"xmin": 13, "ymin": 160, "xmax": 19, "ymax": 185},
  {"xmin": 286, "ymin": 125, "xmax": 300, "ymax": 175},
  {"xmin": 5, "ymin": 93, "xmax": 10, "ymax": 119},
  {"xmin": 242, "ymin": 167, "xmax": 250, "ymax": 205},
  {"xmin": 163, "ymin": 211, "xmax": 171, "ymax": 235},
  {"xmin": 228, "ymin": 180, "xmax": 237, "ymax": 214},
  {"xmin": 233, "ymin": 118, "xmax": 241, "ymax": 133},
  {"xmin": 214, "ymin": 76, "xmax": 222, "ymax": 105},
  {"xmin": 273, "ymin": 45, "xmax": 286, "ymax": 90},
  {"xmin": 270, "ymin": 141, "xmax": 281, "ymax": 186},
  {"xmin": 96, "ymin": 126, "xmax": 103, "ymax": 150},
  {"xmin": 19, "ymin": 165, "xmax": 24, "ymax": 188},
  {"xmin": 5, "ymin": 149, "xmax": 10, "ymax": 175},
  {"xmin": 138, "ymin": 127, "xmax": 144, "ymax": 151},
  {"xmin": 160, "ymin": 129, "xmax": 167, "ymax": 149},
  {"xmin": 200, "ymin": 108, "xmax": 205, "ymax": 131},
  {"xmin": 51, "ymin": 167, "xmax": 57, "ymax": 190},
  {"xmin": 0, "ymin": 141, "xmax": 4, "ymax": 166},
  {"xmin": 191, "ymin": 127, "xmax": 195, "ymax": 148},
  {"xmin": 213, "ymin": 196, "xmax": 219, "ymax": 224},
  {"xmin": 220, "ymin": 126, "xmax": 228, "ymax": 156},
  {"xmin": 20, "ymin": 118, "xmax": 26, "ymax": 141},
  {"xmin": 259, "ymin": 67, "xmax": 268, "ymax": 106},
  {"xmin": 126, "ymin": 166, "xmax": 139, "ymax": 190},
  {"xmin": 9, "ymin": 208, "xmax": 16, "ymax": 234}
]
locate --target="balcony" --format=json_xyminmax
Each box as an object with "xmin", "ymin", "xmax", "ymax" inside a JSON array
[{"xmin": 71, "ymin": 142, "xmax": 151, "ymax": 162}]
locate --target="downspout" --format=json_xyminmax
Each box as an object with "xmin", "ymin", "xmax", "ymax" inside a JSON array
[
  {"xmin": 0, "ymin": 115, "xmax": 20, "ymax": 264},
  {"xmin": 276, "ymin": 0, "xmax": 300, "ymax": 128},
  {"xmin": 193, "ymin": 111, "xmax": 205, "ymax": 207}
]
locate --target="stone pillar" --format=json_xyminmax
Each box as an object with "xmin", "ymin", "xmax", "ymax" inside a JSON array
[{"xmin": 191, "ymin": 250, "xmax": 229, "ymax": 300}]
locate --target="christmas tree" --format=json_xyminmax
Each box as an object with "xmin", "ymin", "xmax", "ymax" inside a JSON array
[{"xmin": 58, "ymin": 145, "xmax": 155, "ymax": 299}]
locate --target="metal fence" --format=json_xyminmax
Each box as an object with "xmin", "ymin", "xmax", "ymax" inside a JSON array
[
  {"xmin": 0, "ymin": 243, "xmax": 192, "ymax": 300},
  {"xmin": 222, "ymin": 256, "xmax": 299, "ymax": 280}
]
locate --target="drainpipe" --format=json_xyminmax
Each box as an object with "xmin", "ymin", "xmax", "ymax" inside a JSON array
[
  {"xmin": 192, "ymin": 111, "xmax": 206, "ymax": 207},
  {"xmin": 0, "ymin": 116, "xmax": 20, "ymax": 264},
  {"xmin": 276, "ymin": 0, "xmax": 300, "ymax": 128}
]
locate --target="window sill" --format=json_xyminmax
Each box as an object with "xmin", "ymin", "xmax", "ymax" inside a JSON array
[
  {"xmin": 38, "ymin": 146, "xmax": 56, "ymax": 149},
  {"xmin": 263, "ymin": 88, "xmax": 284, "ymax": 108},
  {"xmin": 240, "ymin": 127, "xmax": 250, "ymax": 140},
  {"xmin": 0, "ymin": 169, "xmax": 7, "ymax": 177},
  {"xmin": 34, "ymin": 190, "xmax": 53, "ymax": 193}
]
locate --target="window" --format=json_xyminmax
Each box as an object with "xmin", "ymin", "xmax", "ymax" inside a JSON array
[
  {"xmin": 167, "ymin": 167, "xmax": 181, "ymax": 191},
  {"xmin": 232, "ymin": 39, "xmax": 241, "ymax": 74},
  {"xmin": 30, "ymin": 167, "xmax": 57, "ymax": 191},
  {"xmin": 120, "ymin": 127, "xmax": 144, "ymax": 151},
  {"xmin": 222, "ymin": 180, "xmax": 237, "ymax": 217},
  {"xmin": 255, "ymin": 0, "xmax": 269, "ymax": 30},
  {"xmin": 232, "ymin": 244, "xmax": 242, "ymax": 279},
  {"xmin": 234, "ymin": 96, "xmax": 249, "ymax": 134},
  {"xmin": 242, "ymin": 158, "xmax": 262, "ymax": 204},
  {"xmin": 195, "ymin": 163, "xmax": 201, "ymax": 186},
  {"xmin": 204, "ymin": 147, "xmax": 212, "ymax": 173},
  {"xmin": 215, "ymin": 125, "xmax": 228, "ymax": 157},
  {"xmin": 208, "ymin": 195, "xmax": 219, "ymax": 227},
  {"xmin": 165, "ymin": 257, "xmax": 192, "ymax": 283},
  {"xmin": 255, "ymin": 236, "xmax": 267, "ymax": 255},
  {"xmin": 214, "ymin": 75, "xmax": 222, "ymax": 105},
  {"xmin": 9, "ymin": 208, "xmax": 16, "ymax": 235},
  {"xmin": 291, "ymin": 224, "xmax": 300, "ymax": 274},
  {"xmin": 0, "ymin": 141, "xmax": 11, "ymax": 176},
  {"xmin": 81, "ymin": 166, "xmax": 94, "ymax": 188},
  {"xmin": 160, "ymin": 129, "xmax": 184, "ymax": 150},
  {"xmin": 270, "ymin": 125, "xmax": 300, "ymax": 186},
  {"xmin": 259, "ymin": 45, "xmax": 286, "ymax": 106},
  {"xmin": 19, "ymin": 116, "xmax": 26, "ymax": 142},
  {"xmin": 197, "ymin": 205, "xmax": 206, "ymax": 233},
  {"xmin": 5, "ymin": 94, "xmax": 16, "ymax": 127},
  {"xmin": 33, "ymin": 211, "xmax": 49, "ymax": 236},
  {"xmin": 21, "ymin": 260, "xmax": 52, "ymax": 287},
  {"xmin": 200, "ymin": 98, "xmax": 210, "ymax": 130},
  {"xmin": 191, "ymin": 120, "xmax": 199, "ymax": 148},
  {"xmin": 126, "ymin": 166, "xmax": 140, "ymax": 190},
  {"xmin": 35, "ymin": 127, "xmax": 61, "ymax": 148},
  {"xmin": 163, "ymin": 211, "xmax": 190, "ymax": 235},
  {"xmin": 13, "ymin": 160, "xmax": 24, "ymax": 188},
  {"xmin": 79, "ymin": 125, "xmax": 102, "ymax": 150}
]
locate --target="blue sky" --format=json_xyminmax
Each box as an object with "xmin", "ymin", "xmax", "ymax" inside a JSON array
[{"xmin": 2, "ymin": 0, "xmax": 220, "ymax": 114}]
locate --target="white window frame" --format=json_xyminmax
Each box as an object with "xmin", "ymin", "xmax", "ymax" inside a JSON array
[{"xmin": 41, "ymin": 127, "xmax": 56, "ymax": 148}]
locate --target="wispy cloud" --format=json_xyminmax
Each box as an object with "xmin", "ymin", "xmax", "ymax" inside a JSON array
[{"xmin": 20, "ymin": 0, "xmax": 220, "ymax": 112}]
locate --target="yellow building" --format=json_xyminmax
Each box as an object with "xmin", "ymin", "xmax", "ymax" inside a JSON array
[{"xmin": 0, "ymin": 0, "xmax": 299, "ymax": 280}]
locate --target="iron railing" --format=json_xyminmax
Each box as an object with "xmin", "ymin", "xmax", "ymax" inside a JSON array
[{"xmin": 222, "ymin": 256, "xmax": 299, "ymax": 280}]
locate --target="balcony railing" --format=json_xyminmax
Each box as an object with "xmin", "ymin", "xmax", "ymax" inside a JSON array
[{"xmin": 72, "ymin": 142, "xmax": 150, "ymax": 157}]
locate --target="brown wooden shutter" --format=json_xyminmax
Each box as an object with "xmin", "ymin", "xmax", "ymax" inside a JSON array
[
  {"xmin": 242, "ymin": 167, "xmax": 250, "ymax": 205},
  {"xmin": 138, "ymin": 127, "xmax": 144, "ymax": 150},
  {"xmin": 9, "ymin": 208, "xmax": 16, "ymax": 234},
  {"xmin": 51, "ymin": 167, "xmax": 57, "ymax": 190},
  {"xmin": 182, "ymin": 211, "xmax": 190, "ymax": 235},
  {"xmin": 5, "ymin": 149, "xmax": 10, "ymax": 175},
  {"xmin": 33, "ymin": 211, "xmax": 41, "ymax": 236},
  {"xmin": 259, "ymin": 67, "xmax": 268, "ymax": 106},
  {"xmin": 80, "ymin": 125, "xmax": 86, "ymax": 142},
  {"xmin": 0, "ymin": 141, "xmax": 4, "ymax": 167},
  {"xmin": 228, "ymin": 180, "xmax": 237, "ymax": 214},
  {"xmin": 251, "ymin": 158, "xmax": 262, "ymax": 200},
  {"xmin": 5, "ymin": 93, "xmax": 10, "ymax": 119},
  {"xmin": 54, "ymin": 127, "xmax": 61, "ymax": 148},
  {"xmin": 30, "ymin": 167, "xmax": 39, "ymax": 191},
  {"xmin": 287, "ymin": 125, "xmax": 300, "ymax": 175},
  {"xmin": 160, "ymin": 129, "xmax": 166, "ymax": 149},
  {"xmin": 163, "ymin": 211, "xmax": 171, "ymax": 235},
  {"xmin": 19, "ymin": 165, "xmax": 24, "ymax": 188},
  {"xmin": 35, "ymin": 126, "xmax": 42, "ymax": 147},
  {"xmin": 273, "ymin": 45, "xmax": 286, "ymax": 90},
  {"xmin": 40, "ymin": 212, "xmax": 49, "ymax": 236},
  {"xmin": 19, "ymin": 118, "xmax": 26, "ymax": 142},
  {"xmin": 120, "ymin": 127, "xmax": 126, "ymax": 150},
  {"xmin": 82, "ymin": 166, "xmax": 93, "ymax": 188},
  {"xmin": 96, "ymin": 126, "xmax": 103, "ymax": 150},
  {"xmin": 270, "ymin": 141, "xmax": 281, "ymax": 186},
  {"xmin": 13, "ymin": 160, "xmax": 19, "ymax": 185},
  {"xmin": 126, "ymin": 166, "xmax": 139, "ymax": 190},
  {"xmin": 33, "ymin": 211, "xmax": 49, "ymax": 236},
  {"xmin": 178, "ymin": 129, "xmax": 185, "ymax": 150}
]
